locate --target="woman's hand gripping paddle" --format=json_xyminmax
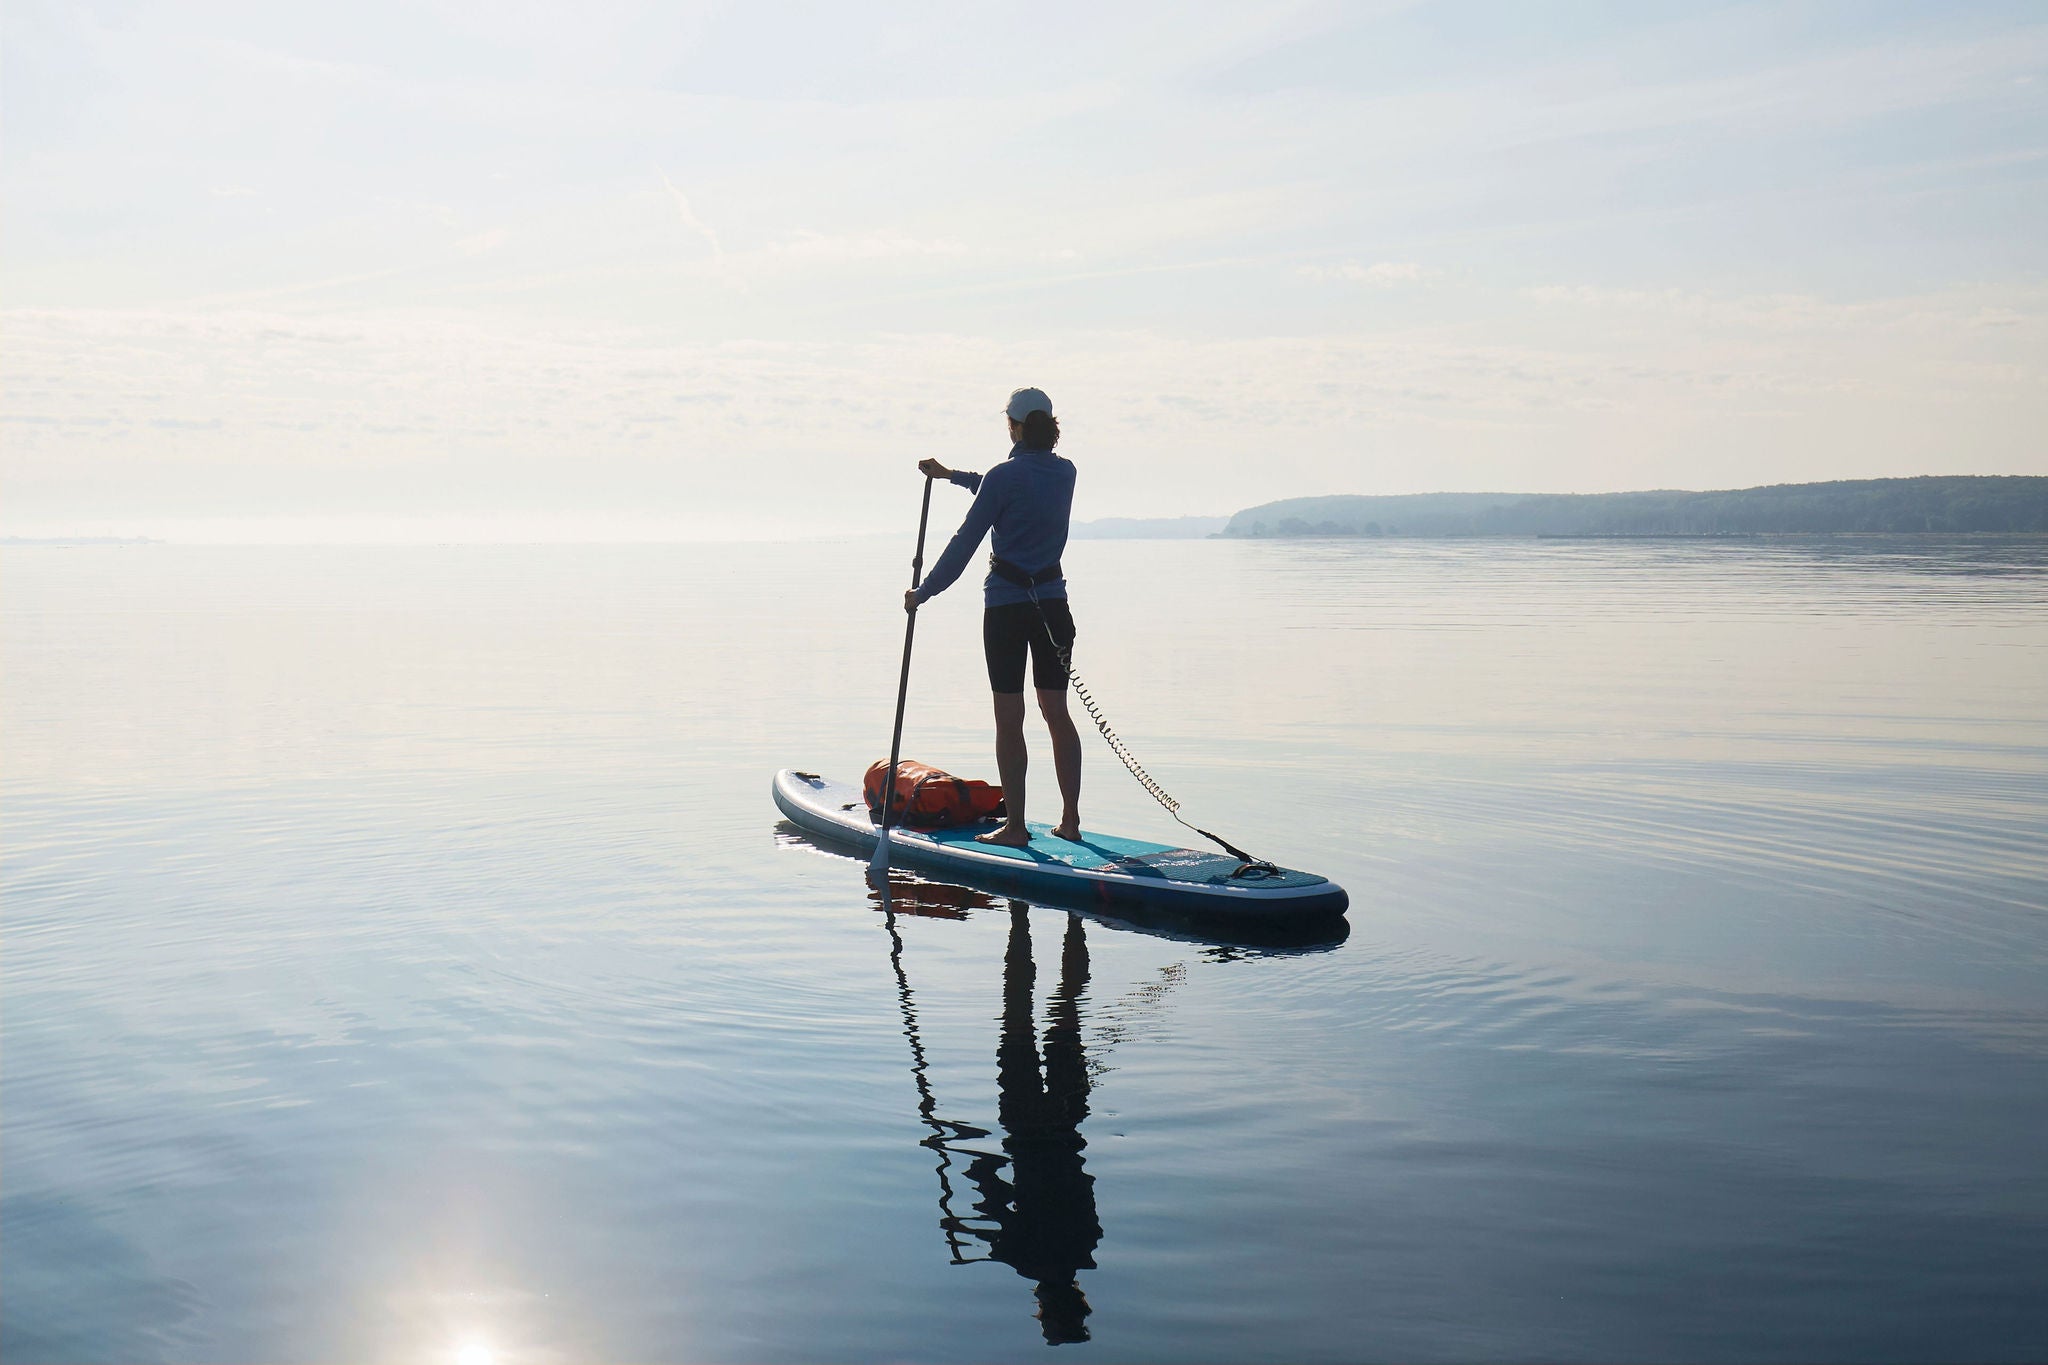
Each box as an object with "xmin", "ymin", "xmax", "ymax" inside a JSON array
[{"xmin": 871, "ymin": 473, "xmax": 936, "ymax": 874}]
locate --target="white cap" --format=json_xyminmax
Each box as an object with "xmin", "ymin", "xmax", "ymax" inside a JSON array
[{"xmin": 1005, "ymin": 387, "xmax": 1053, "ymax": 421}]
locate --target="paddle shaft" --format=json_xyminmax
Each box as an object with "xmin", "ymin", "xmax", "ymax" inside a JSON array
[{"xmin": 874, "ymin": 475, "xmax": 936, "ymax": 865}]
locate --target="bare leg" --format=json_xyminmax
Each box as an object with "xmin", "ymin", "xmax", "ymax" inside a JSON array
[
  {"xmin": 977, "ymin": 691, "xmax": 1032, "ymax": 847},
  {"xmin": 1038, "ymin": 687, "xmax": 1082, "ymax": 840}
]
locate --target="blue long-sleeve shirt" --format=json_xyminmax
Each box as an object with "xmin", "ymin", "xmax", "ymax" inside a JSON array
[{"xmin": 915, "ymin": 444, "xmax": 1077, "ymax": 607}]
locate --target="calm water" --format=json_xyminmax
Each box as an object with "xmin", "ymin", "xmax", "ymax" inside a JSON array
[{"xmin": 4, "ymin": 536, "xmax": 2046, "ymax": 1363}]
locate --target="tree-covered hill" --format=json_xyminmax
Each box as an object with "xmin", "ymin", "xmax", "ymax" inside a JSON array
[{"xmin": 1222, "ymin": 477, "xmax": 2048, "ymax": 538}]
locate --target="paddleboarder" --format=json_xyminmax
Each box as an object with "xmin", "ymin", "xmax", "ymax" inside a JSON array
[{"xmin": 905, "ymin": 387, "xmax": 1081, "ymax": 847}]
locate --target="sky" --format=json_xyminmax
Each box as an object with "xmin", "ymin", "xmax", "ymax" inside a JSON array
[{"xmin": 3, "ymin": 0, "xmax": 2045, "ymax": 541}]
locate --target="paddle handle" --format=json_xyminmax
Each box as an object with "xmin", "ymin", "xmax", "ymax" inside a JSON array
[{"xmin": 872, "ymin": 474, "xmax": 936, "ymax": 871}]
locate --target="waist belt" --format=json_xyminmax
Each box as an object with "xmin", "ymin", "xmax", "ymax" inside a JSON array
[{"xmin": 988, "ymin": 555, "xmax": 1063, "ymax": 588}]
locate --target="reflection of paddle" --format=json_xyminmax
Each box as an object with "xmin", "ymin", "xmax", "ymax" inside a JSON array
[
  {"xmin": 872, "ymin": 474, "xmax": 936, "ymax": 874},
  {"xmin": 872, "ymin": 873, "xmax": 993, "ymax": 1265}
]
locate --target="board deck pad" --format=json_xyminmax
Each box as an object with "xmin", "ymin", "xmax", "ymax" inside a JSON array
[
  {"xmin": 918, "ymin": 823, "xmax": 1329, "ymax": 889},
  {"xmin": 773, "ymin": 769, "xmax": 1348, "ymax": 921}
]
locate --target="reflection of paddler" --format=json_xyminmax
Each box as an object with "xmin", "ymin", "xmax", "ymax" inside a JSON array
[
  {"xmin": 870, "ymin": 875, "xmax": 1334, "ymax": 1340},
  {"xmin": 958, "ymin": 906, "xmax": 1103, "ymax": 1344}
]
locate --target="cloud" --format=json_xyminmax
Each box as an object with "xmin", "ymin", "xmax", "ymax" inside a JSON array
[
  {"xmin": 1512, "ymin": 283, "xmax": 2048, "ymax": 347},
  {"xmin": 3, "ymin": 284, "xmax": 2041, "ymax": 540},
  {"xmin": 1520, "ymin": 283, "xmax": 1839, "ymax": 330},
  {"xmin": 1300, "ymin": 260, "xmax": 1436, "ymax": 286},
  {"xmin": 766, "ymin": 231, "xmax": 968, "ymax": 262},
  {"xmin": 455, "ymin": 228, "xmax": 508, "ymax": 256},
  {"xmin": 656, "ymin": 170, "xmax": 723, "ymax": 260}
]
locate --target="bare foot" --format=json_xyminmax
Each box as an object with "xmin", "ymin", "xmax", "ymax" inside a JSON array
[
  {"xmin": 1050, "ymin": 819, "xmax": 1081, "ymax": 841},
  {"xmin": 976, "ymin": 824, "xmax": 1032, "ymax": 848}
]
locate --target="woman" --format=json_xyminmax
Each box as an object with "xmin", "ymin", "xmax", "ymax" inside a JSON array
[{"xmin": 905, "ymin": 387, "xmax": 1082, "ymax": 847}]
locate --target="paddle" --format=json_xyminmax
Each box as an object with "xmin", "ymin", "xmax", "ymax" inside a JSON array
[{"xmin": 871, "ymin": 473, "xmax": 936, "ymax": 873}]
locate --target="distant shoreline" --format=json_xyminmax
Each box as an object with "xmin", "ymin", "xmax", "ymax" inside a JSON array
[
  {"xmin": 1222, "ymin": 476, "xmax": 2048, "ymax": 539},
  {"xmin": 7, "ymin": 475, "xmax": 2045, "ymax": 547},
  {"xmin": 1229, "ymin": 529, "xmax": 2048, "ymax": 541}
]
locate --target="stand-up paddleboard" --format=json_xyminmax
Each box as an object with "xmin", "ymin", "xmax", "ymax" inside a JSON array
[{"xmin": 773, "ymin": 769, "xmax": 1348, "ymax": 923}]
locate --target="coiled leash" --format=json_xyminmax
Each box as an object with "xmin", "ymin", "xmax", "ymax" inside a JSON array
[{"xmin": 990, "ymin": 554, "xmax": 1280, "ymax": 879}]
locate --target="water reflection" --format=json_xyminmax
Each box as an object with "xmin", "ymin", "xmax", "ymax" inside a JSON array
[
  {"xmin": 860, "ymin": 869, "xmax": 1345, "ymax": 1344},
  {"xmin": 974, "ymin": 906, "xmax": 1101, "ymax": 1342},
  {"xmin": 873, "ymin": 875, "xmax": 1102, "ymax": 1343}
]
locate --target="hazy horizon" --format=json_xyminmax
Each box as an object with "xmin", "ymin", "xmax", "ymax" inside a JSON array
[{"xmin": 4, "ymin": 472, "xmax": 2043, "ymax": 545}]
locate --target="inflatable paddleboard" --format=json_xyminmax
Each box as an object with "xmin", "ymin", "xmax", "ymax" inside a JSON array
[{"xmin": 772, "ymin": 769, "xmax": 1348, "ymax": 923}]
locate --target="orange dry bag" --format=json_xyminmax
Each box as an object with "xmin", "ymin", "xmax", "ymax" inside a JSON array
[{"xmin": 864, "ymin": 759, "xmax": 1006, "ymax": 830}]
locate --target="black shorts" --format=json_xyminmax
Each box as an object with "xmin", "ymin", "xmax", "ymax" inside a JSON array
[{"xmin": 983, "ymin": 598, "xmax": 1076, "ymax": 694}]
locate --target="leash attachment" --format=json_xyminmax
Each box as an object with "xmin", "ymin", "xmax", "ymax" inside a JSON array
[{"xmin": 993, "ymin": 559, "xmax": 1278, "ymax": 876}]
